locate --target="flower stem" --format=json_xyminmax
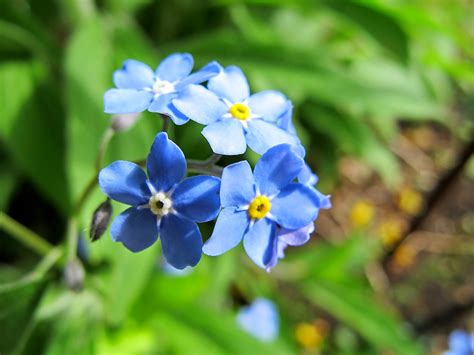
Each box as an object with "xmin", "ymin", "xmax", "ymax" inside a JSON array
[
  {"xmin": 160, "ymin": 114, "xmax": 170, "ymax": 133},
  {"xmin": 0, "ymin": 211, "xmax": 53, "ymax": 256},
  {"xmin": 66, "ymin": 217, "xmax": 79, "ymax": 263},
  {"xmin": 188, "ymin": 154, "xmax": 222, "ymax": 167},
  {"xmin": 95, "ymin": 127, "xmax": 115, "ymax": 172},
  {"xmin": 187, "ymin": 163, "xmax": 223, "ymax": 177}
]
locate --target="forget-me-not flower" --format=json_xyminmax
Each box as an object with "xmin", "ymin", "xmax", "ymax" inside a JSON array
[
  {"xmin": 98, "ymin": 132, "xmax": 221, "ymax": 269},
  {"xmin": 444, "ymin": 329, "xmax": 474, "ymax": 355},
  {"xmin": 203, "ymin": 143, "xmax": 320, "ymax": 268},
  {"xmin": 172, "ymin": 66, "xmax": 299, "ymax": 155},
  {"xmin": 237, "ymin": 298, "xmax": 279, "ymax": 342},
  {"xmin": 104, "ymin": 53, "xmax": 220, "ymax": 125},
  {"xmin": 266, "ymin": 165, "xmax": 332, "ymax": 270}
]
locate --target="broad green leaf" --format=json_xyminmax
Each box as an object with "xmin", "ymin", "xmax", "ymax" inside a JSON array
[
  {"xmin": 104, "ymin": 0, "xmax": 152, "ymax": 14},
  {"xmin": 162, "ymin": 302, "xmax": 295, "ymax": 355},
  {"xmin": 301, "ymin": 103, "xmax": 401, "ymax": 187},
  {"xmin": 99, "ymin": 231, "xmax": 159, "ymax": 326},
  {"xmin": 24, "ymin": 290, "xmax": 104, "ymax": 355},
  {"xmin": 0, "ymin": 60, "xmax": 69, "ymax": 212},
  {"xmin": 301, "ymin": 281, "xmax": 423, "ymax": 355},
  {"xmin": 0, "ymin": 272, "xmax": 48, "ymax": 354},
  {"xmin": 152, "ymin": 312, "xmax": 225, "ymax": 355},
  {"xmin": 323, "ymin": 1, "xmax": 409, "ymax": 63},
  {"xmin": 0, "ymin": 159, "xmax": 17, "ymax": 211},
  {"xmin": 64, "ymin": 17, "xmax": 112, "ymax": 203}
]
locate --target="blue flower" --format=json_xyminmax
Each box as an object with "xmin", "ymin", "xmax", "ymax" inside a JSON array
[
  {"xmin": 98, "ymin": 132, "xmax": 221, "ymax": 269},
  {"xmin": 237, "ymin": 298, "xmax": 279, "ymax": 342},
  {"xmin": 444, "ymin": 329, "xmax": 474, "ymax": 355},
  {"xmin": 104, "ymin": 53, "xmax": 220, "ymax": 125},
  {"xmin": 172, "ymin": 65, "xmax": 299, "ymax": 155},
  {"xmin": 203, "ymin": 143, "xmax": 320, "ymax": 268},
  {"xmin": 265, "ymin": 165, "xmax": 331, "ymax": 270}
]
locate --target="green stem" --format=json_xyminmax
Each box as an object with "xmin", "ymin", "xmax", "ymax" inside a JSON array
[
  {"xmin": 187, "ymin": 164, "xmax": 223, "ymax": 177},
  {"xmin": 160, "ymin": 114, "xmax": 170, "ymax": 133},
  {"xmin": 66, "ymin": 217, "xmax": 79, "ymax": 262},
  {"xmin": 0, "ymin": 211, "xmax": 53, "ymax": 256},
  {"xmin": 95, "ymin": 127, "xmax": 115, "ymax": 172}
]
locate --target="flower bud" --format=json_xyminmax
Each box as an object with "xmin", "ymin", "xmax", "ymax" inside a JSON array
[
  {"xmin": 64, "ymin": 259, "xmax": 85, "ymax": 292},
  {"xmin": 89, "ymin": 198, "xmax": 112, "ymax": 242},
  {"xmin": 111, "ymin": 113, "xmax": 141, "ymax": 132}
]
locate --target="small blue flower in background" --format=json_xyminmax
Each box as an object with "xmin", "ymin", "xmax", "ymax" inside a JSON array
[
  {"xmin": 444, "ymin": 329, "xmax": 474, "ymax": 355},
  {"xmin": 237, "ymin": 298, "xmax": 279, "ymax": 342},
  {"xmin": 266, "ymin": 165, "xmax": 331, "ymax": 270},
  {"xmin": 98, "ymin": 132, "xmax": 221, "ymax": 269},
  {"xmin": 203, "ymin": 143, "xmax": 320, "ymax": 269},
  {"xmin": 104, "ymin": 53, "xmax": 220, "ymax": 125},
  {"xmin": 172, "ymin": 65, "xmax": 299, "ymax": 155}
]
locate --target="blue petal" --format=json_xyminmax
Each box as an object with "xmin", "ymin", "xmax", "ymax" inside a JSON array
[
  {"xmin": 314, "ymin": 189, "xmax": 332, "ymax": 209},
  {"xmin": 221, "ymin": 161, "xmax": 255, "ymax": 208},
  {"xmin": 202, "ymin": 119, "xmax": 247, "ymax": 155},
  {"xmin": 172, "ymin": 175, "xmax": 221, "ymax": 222},
  {"xmin": 155, "ymin": 53, "xmax": 193, "ymax": 83},
  {"xmin": 271, "ymin": 183, "xmax": 320, "ymax": 230},
  {"xmin": 253, "ymin": 144, "xmax": 304, "ymax": 196},
  {"xmin": 243, "ymin": 218, "xmax": 275, "ymax": 268},
  {"xmin": 277, "ymin": 100, "xmax": 297, "ymax": 135},
  {"xmin": 113, "ymin": 60, "xmax": 154, "ymax": 89},
  {"xmin": 160, "ymin": 214, "xmax": 202, "ymax": 269},
  {"xmin": 99, "ymin": 161, "xmax": 150, "ymax": 205},
  {"xmin": 246, "ymin": 119, "xmax": 300, "ymax": 155},
  {"xmin": 278, "ymin": 223, "xmax": 314, "ymax": 246},
  {"xmin": 203, "ymin": 208, "xmax": 249, "ymax": 256},
  {"xmin": 148, "ymin": 92, "xmax": 177, "ymax": 115},
  {"xmin": 172, "ymin": 85, "xmax": 227, "ymax": 125},
  {"xmin": 448, "ymin": 330, "xmax": 472, "ymax": 353},
  {"xmin": 298, "ymin": 163, "xmax": 318, "ymax": 186},
  {"xmin": 110, "ymin": 207, "xmax": 158, "ymax": 252},
  {"xmin": 237, "ymin": 298, "xmax": 279, "ymax": 342},
  {"xmin": 248, "ymin": 90, "xmax": 288, "ymax": 121},
  {"xmin": 104, "ymin": 89, "xmax": 153, "ymax": 114},
  {"xmin": 147, "ymin": 132, "xmax": 186, "ymax": 192},
  {"xmin": 149, "ymin": 92, "xmax": 190, "ymax": 126},
  {"xmin": 175, "ymin": 61, "xmax": 222, "ymax": 89},
  {"xmin": 264, "ymin": 234, "xmax": 281, "ymax": 271},
  {"xmin": 207, "ymin": 65, "xmax": 249, "ymax": 103}
]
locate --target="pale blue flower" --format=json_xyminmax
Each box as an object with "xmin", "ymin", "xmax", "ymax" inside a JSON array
[
  {"xmin": 203, "ymin": 144, "xmax": 320, "ymax": 269},
  {"xmin": 172, "ymin": 66, "xmax": 299, "ymax": 155},
  {"xmin": 237, "ymin": 298, "xmax": 279, "ymax": 342},
  {"xmin": 104, "ymin": 53, "xmax": 220, "ymax": 125}
]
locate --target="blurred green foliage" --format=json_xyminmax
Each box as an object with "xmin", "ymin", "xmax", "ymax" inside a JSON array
[{"xmin": 0, "ymin": 0, "xmax": 472, "ymax": 354}]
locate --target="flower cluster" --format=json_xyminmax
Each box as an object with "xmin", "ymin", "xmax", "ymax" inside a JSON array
[{"xmin": 99, "ymin": 53, "xmax": 330, "ymax": 270}]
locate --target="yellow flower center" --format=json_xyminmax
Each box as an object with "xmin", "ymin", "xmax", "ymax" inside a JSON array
[
  {"xmin": 248, "ymin": 195, "xmax": 271, "ymax": 220},
  {"xmin": 229, "ymin": 103, "xmax": 250, "ymax": 120}
]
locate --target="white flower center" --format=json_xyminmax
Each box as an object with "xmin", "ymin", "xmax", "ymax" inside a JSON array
[
  {"xmin": 149, "ymin": 192, "xmax": 173, "ymax": 216},
  {"xmin": 152, "ymin": 79, "xmax": 175, "ymax": 96}
]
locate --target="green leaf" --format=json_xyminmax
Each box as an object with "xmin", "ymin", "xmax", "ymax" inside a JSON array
[
  {"xmin": 301, "ymin": 103, "xmax": 401, "ymax": 187},
  {"xmin": 0, "ymin": 272, "xmax": 48, "ymax": 354},
  {"xmin": 98, "ymin": 230, "xmax": 159, "ymax": 326},
  {"xmin": 301, "ymin": 281, "xmax": 423, "ymax": 355},
  {"xmin": 0, "ymin": 160, "xmax": 17, "ymax": 211},
  {"xmin": 162, "ymin": 302, "xmax": 295, "ymax": 355},
  {"xmin": 323, "ymin": 1, "xmax": 409, "ymax": 63},
  {"xmin": 64, "ymin": 17, "xmax": 112, "ymax": 203},
  {"xmin": 23, "ymin": 290, "xmax": 104, "ymax": 355},
  {"xmin": 0, "ymin": 60, "xmax": 69, "ymax": 212}
]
